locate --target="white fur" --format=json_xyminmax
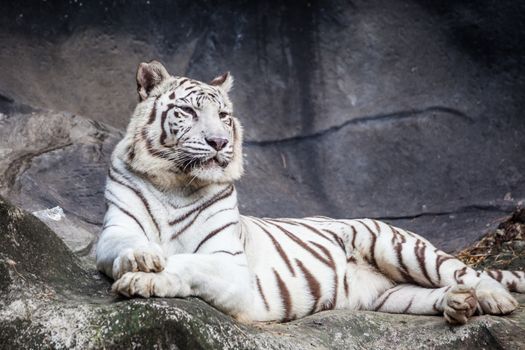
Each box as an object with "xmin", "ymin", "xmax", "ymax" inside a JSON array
[{"xmin": 96, "ymin": 63, "xmax": 525, "ymax": 324}]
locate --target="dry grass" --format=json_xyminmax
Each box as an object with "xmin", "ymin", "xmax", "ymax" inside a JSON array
[{"xmin": 456, "ymin": 209, "xmax": 525, "ymax": 270}]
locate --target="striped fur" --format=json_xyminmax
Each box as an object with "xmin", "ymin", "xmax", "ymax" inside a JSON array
[{"xmin": 96, "ymin": 61, "xmax": 525, "ymax": 324}]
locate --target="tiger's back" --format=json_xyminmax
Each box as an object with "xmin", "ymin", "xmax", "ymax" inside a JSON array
[{"xmin": 241, "ymin": 216, "xmax": 402, "ymax": 321}]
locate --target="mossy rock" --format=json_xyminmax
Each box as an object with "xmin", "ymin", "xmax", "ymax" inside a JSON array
[{"xmin": 0, "ymin": 196, "xmax": 524, "ymax": 349}]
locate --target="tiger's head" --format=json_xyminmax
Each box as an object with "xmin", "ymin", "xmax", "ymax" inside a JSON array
[{"xmin": 120, "ymin": 60, "xmax": 243, "ymax": 189}]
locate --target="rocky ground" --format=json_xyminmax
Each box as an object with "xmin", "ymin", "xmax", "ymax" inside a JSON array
[{"xmin": 1, "ymin": 195, "xmax": 524, "ymax": 349}]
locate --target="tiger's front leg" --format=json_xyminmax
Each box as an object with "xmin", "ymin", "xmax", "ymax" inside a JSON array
[
  {"xmin": 112, "ymin": 253, "xmax": 254, "ymax": 318},
  {"xmin": 349, "ymin": 219, "xmax": 519, "ymax": 316}
]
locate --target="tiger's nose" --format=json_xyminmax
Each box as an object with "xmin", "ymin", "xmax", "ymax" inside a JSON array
[{"xmin": 205, "ymin": 136, "xmax": 228, "ymax": 151}]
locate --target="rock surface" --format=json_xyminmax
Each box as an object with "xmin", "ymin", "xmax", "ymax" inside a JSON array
[
  {"xmin": 1, "ymin": 100, "xmax": 524, "ymax": 255},
  {"xmin": 0, "ymin": 102, "xmax": 122, "ymax": 257},
  {"xmin": 2, "ymin": 1, "xmax": 525, "ymax": 138},
  {"xmin": 1, "ymin": 196, "xmax": 524, "ymax": 349},
  {"xmin": 1, "ymin": 2, "xmax": 525, "ymax": 253}
]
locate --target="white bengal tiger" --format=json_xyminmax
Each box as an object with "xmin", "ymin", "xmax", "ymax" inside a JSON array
[{"xmin": 96, "ymin": 60, "xmax": 525, "ymax": 325}]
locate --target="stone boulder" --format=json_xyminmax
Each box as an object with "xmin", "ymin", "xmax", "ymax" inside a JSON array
[
  {"xmin": 1, "ymin": 196, "xmax": 524, "ymax": 349},
  {"xmin": 0, "ymin": 102, "xmax": 122, "ymax": 259}
]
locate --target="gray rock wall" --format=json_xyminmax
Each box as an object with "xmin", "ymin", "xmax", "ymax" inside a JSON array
[
  {"xmin": 0, "ymin": 0, "xmax": 524, "ymax": 252},
  {"xmin": 2, "ymin": 1, "xmax": 525, "ymax": 135}
]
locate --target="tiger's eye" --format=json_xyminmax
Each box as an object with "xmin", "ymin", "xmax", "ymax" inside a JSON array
[
  {"xmin": 181, "ymin": 107, "xmax": 195, "ymax": 115},
  {"xmin": 180, "ymin": 106, "xmax": 197, "ymax": 119},
  {"xmin": 219, "ymin": 112, "xmax": 229, "ymax": 119}
]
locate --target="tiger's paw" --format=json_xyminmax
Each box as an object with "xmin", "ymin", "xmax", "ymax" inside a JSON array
[
  {"xmin": 112, "ymin": 246, "xmax": 166, "ymax": 280},
  {"xmin": 112, "ymin": 271, "xmax": 179, "ymax": 298},
  {"xmin": 444, "ymin": 286, "xmax": 478, "ymax": 325},
  {"xmin": 476, "ymin": 280, "xmax": 518, "ymax": 315}
]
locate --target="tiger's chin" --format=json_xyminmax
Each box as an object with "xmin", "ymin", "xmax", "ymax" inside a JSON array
[{"xmin": 188, "ymin": 167, "xmax": 227, "ymax": 183}]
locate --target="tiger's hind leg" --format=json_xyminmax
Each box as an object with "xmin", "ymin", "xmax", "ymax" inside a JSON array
[
  {"xmin": 372, "ymin": 284, "xmax": 478, "ymax": 324},
  {"xmin": 344, "ymin": 219, "xmax": 519, "ymax": 316},
  {"xmin": 484, "ymin": 269, "xmax": 525, "ymax": 293}
]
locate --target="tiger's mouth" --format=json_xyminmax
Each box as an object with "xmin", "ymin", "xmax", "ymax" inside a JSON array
[
  {"xmin": 202, "ymin": 157, "xmax": 228, "ymax": 168},
  {"xmin": 182, "ymin": 155, "xmax": 229, "ymax": 171}
]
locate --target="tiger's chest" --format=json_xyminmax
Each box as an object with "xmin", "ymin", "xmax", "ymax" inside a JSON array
[{"xmin": 132, "ymin": 184, "xmax": 240, "ymax": 255}]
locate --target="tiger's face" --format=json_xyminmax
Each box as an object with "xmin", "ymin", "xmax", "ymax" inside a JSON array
[{"xmin": 123, "ymin": 61, "xmax": 243, "ymax": 188}]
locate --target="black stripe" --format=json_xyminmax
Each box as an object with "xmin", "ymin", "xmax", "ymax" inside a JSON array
[
  {"xmin": 323, "ymin": 228, "xmax": 346, "ymax": 253},
  {"xmin": 402, "ymin": 297, "xmax": 414, "ymax": 313},
  {"xmin": 274, "ymin": 269, "xmax": 293, "ymax": 322},
  {"xmin": 203, "ymin": 205, "xmax": 238, "ymax": 223},
  {"xmin": 212, "ymin": 250, "xmax": 243, "ymax": 256},
  {"xmin": 171, "ymin": 186, "xmax": 235, "ymax": 240},
  {"xmin": 269, "ymin": 219, "xmax": 337, "ymax": 246},
  {"xmin": 343, "ymin": 271, "xmax": 349, "ymax": 298},
  {"xmin": 374, "ymin": 286, "xmax": 403, "ymax": 311},
  {"xmin": 390, "ymin": 225, "xmax": 416, "ymax": 283},
  {"xmin": 106, "ymin": 197, "xmax": 149, "ymax": 240},
  {"xmin": 263, "ymin": 220, "xmax": 332, "ymax": 267},
  {"xmin": 109, "ymin": 167, "xmax": 161, "ymax": 239},
  {"xmin": 251, "ymin": 219, "xmax": 296, "ymax": 276},
  {"xmin": 256, "ymin": 275, "xmax": 270, "ymax": 311},
  {"xmin": 350, "ymin": 225, "xmax": 357, "ymax": 248},
  {"xmin": 160, "ymin": 103, "xmax": 176, "ymax": 146},
  {"xmin": 309, "ymin": 241, "xmax": 338, "ymax": 309},
  {"xmin": 295, "ymin": 258, "xmax": 322, "ymax": 314},
  {"xmin": 181, "ymin": 90, "xmax": 197, "ymax": 100},
  {"xmin": 356, "ymin": 220, "xmax": 378, "ymax": 268},
  {"xmin": 435, "ymin": 249, "xmax": 454, "ymax": 282},
  {"xmin": 170, "ymin": 185, "xmax": 233, "ymax": 226},
  {"xmin": 414, "ymin": 239, "xmax": 435, "ymax": 287},
  {"xmin": 146, "ymin": 99, "xmax": 158, "ymax": 124},
  {"xmin": 372, "ymin": 219, "xmax": 382, "ymax": 233},
  {"xmin": 141, "ymin": 128, "xmax": 171, "ymax": 159},
  {"xmin": 193, "ymin": 221, "xmax": 238, "ymax": 253}
]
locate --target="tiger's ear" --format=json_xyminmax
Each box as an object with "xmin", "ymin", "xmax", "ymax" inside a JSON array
[
  {"xmin": 210, "ymin": 72, "xmax": 233, "ymax": 93},
  {"xmin": 136, "ymin": 60, "xmax": 170, "ymax": 101}
]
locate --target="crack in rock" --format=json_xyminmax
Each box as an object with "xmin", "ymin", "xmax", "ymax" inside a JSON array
[
  {"xmin": 245, "ymin": 106, "xmax": 473, "ymax": 146},
  {"xmin": 2, "ymin": 142, "xmax": 74, "ymax": 194},
  {"xmin": 372, "ymin": 204, "xmax": 514, "ymax": 221}
]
